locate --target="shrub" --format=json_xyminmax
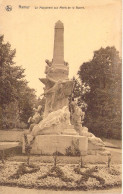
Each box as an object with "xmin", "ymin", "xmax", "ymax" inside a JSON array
[{"xmin": 66, "ymin": 139, "xmax": 81, "ymax": 156}]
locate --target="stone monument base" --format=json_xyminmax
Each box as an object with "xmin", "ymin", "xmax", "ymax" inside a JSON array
[{"xmin": 22, "ymin": 135, "xmax": 88, "ymax": 155}]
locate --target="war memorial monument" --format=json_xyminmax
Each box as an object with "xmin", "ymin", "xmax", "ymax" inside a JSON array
[
  {"xmin": 23, "ymin": 21, "xmax": 107, "ymax": 156},
  {"xmin": 0, "ymin": 20, "xmax": 121, "ymax": 192}
]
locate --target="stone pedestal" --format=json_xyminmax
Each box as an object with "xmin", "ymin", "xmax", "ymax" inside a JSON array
[{"xmin": 22, "ymin": 135, "xmax": 88, "ymax": 156}]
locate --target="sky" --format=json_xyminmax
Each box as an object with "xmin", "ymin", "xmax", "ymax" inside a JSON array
[{"xmin": 0, "ymin": 0, "xmax": 122, "ymax": 97}]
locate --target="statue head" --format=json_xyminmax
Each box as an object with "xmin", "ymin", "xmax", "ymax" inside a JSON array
[{"xmin": 45, "ymin": 59, "xmax": 52, "ymax": 67}]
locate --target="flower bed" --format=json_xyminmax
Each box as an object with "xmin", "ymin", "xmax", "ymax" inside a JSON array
[{"xmin": 0, "ymin": 161, "xmax": 121, "ymax": 191}]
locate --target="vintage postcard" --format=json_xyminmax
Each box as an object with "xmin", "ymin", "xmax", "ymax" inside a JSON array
[{"xmin": 0, "ymin": 0, "xmax": 122, "ymax": 193}]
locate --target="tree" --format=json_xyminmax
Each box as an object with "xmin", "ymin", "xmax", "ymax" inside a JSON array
[
  {"xmin": 0, "ymin": 35, "xmax": 37, "ymax": 129},
  {"xmin": 0, "ymin": 35, "xmax": 25, "ymax": 106},
  {"xmin": 69, "ymin": 77, "xmax": 89, "ymax": 110},
  {"xmin": 78, "ymin": 46, "xmax": 121, "ymax": 139},
  {"xmin": 18, "ymin": 86, "xmax": 37, "ymax": 124}
]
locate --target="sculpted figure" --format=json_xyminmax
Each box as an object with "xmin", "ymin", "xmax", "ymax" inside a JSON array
[
  {"xmin": 70, "ymin": 100, "xmax": 85, "ymax": 133},
  {"xmin": 30, "ymin": 106, "xmax": 75, "ymax": 136},
  {"xmin": 45, "ymin": 59, "xmax": 52, "ymax": 74},
  {"xmin": 43, "ymin": 79, "xmax": 73, "ymax": 113},
  {"xmin": 64, "ymin": 61, "xmax": 69, "ymax": 70},
  {"xmin": 45, "ymin": 59, "xmax": 52, "ymax": 66},
  {"xmin": 28, "ymin": 105, "xmax": 42, "ymax": 132},
  {"xmin": 64, "ymin": 62, "xmax": 69, "ymax": 66}
]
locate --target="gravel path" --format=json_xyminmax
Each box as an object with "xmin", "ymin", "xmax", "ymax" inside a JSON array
[
  {"xmin": 106, "ymin": 147, "xmax": 122, "ymax": 154},
  {"xmin": 0, "ymin": 186, "xmax": 122, "ymax": 194}
]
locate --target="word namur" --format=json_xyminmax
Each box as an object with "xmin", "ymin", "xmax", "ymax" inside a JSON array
[{"xmin": 19, "ymin": 5, "xmax": 30, "ymax": 9}]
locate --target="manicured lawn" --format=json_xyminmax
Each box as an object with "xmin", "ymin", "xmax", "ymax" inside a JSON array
[
  {"xmin": 101, "ymin": 138, "xmax": 122, "ymax": 149},
  {"xmin": 0, "ymin": 130, "xmax": 27, "ymax": 142},
  {"xmin": 8, "ymin": 151, "xmax": 121, "ymax": 165}
]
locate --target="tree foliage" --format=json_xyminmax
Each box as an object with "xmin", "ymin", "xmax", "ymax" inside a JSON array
[
  {"xmin": 78, "ymin": 46, "xmax": 121, "ymax": 139},
  {"xmin": 0, "ymin": 35, "xmax": 37, "ymax": 129},
  {"xmin": 70, "ymin": 77, "xmax": 89, "ymax": 110}
]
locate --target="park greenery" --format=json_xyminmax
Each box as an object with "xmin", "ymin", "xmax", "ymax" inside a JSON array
[
  {"xmin": 73, "ymin": 46, "xmax": 121, "ymax": 139},
  {"xmin": 0, "ymin": 36, "xmax": 121, "ymax": 140},
  {"xmin": 0, "ymin": 35, "xmax": 38, "ymax": 129},
  {"xmin": 0, "ymin": 158, "xmax": 121, "ymax": 190}
]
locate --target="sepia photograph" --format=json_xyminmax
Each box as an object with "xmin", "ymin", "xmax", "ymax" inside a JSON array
[{"xmin": 0, "ymin": 0, "xmax": 122, "ymax": 193}]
